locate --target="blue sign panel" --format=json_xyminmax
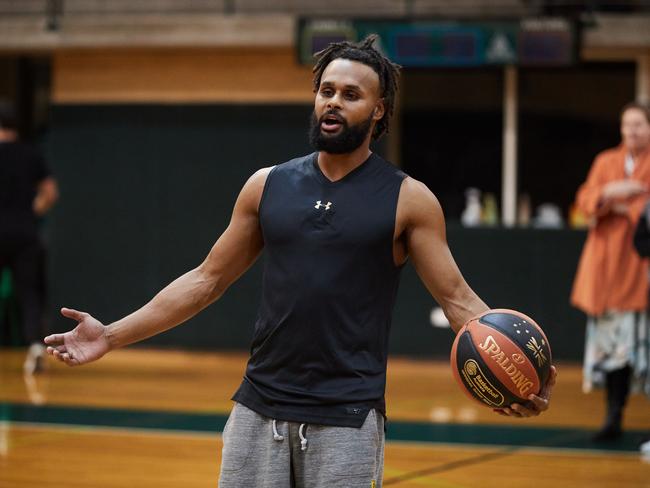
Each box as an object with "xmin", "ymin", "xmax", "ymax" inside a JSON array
[{"xmin": 298, "ymin": 18, "xmax": 577, "ymax": 67}]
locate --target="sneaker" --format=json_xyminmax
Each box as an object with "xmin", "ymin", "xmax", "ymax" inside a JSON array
[{"xmin": 23, "ymin": 343, "xmax": 46, "ymax": 375}]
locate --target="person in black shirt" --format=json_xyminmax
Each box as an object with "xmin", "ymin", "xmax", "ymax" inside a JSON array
[
  {"xmin": 44, "ymin": 37, "xmax": 556, "ymax": 487},
  {"xmin": 0, "ymin": 103, "xmax": 58, "ymax": 374}
]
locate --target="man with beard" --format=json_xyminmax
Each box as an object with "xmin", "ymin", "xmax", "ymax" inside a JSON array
[{"xmin": 44, "ymin": 36, "xmax": 556, "ymax": 487}]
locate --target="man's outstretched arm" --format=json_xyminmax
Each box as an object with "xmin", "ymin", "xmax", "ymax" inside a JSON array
[
  {"xmin": 45, "ymin": 167, "xmax": 271, "ymax": 366},
  {"xmin": 397, "ymin": 177, "xmax": 488, "ymax": 333},
  {"xmin": 397, "ymin": 177, "xmax": 556, "ymax": 417}
]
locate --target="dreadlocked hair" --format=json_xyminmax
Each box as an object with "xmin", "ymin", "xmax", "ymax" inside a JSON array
[{"xmin": 312, "ymin": 34, "xmax": 401, "ymax": 141}]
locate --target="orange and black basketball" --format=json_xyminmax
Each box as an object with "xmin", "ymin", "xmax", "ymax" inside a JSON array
[{"xmin": 450, "ymin": 309, "xmax": 552, "ymax": 409}]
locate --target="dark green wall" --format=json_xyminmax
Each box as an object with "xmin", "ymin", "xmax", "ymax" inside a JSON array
[
  {"xmin": 45, "ymin": 104, "xmax": 315, "ymax": 349},
  {"xmin": 44, "ymin": 104, "xmax": 587, "ymax": 361},
  {"xmin": 392, "ymin": 226, "xmax": 587, "ymax": 360}
]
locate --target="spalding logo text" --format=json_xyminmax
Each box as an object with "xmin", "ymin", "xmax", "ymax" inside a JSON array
[{"xmin": 478, "ymin": 335, "xmax": 535, "ymax": 397}]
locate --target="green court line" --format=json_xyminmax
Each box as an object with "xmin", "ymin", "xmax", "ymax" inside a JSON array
[
  {"xmin": 1, "ymin": 402, "xmax": 646, "ymax": 453},
  {"xmin": 0, "ymin": 402, "xmax": 228, "ymax": 433}
]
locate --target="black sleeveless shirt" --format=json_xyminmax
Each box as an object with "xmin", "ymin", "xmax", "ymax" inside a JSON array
[{"xmin": 232, "ymin": 152, "xmax": 407, "ymax": 427}]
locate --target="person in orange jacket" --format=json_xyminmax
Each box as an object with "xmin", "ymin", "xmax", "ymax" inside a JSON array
[{"xmin": 571, "ymin": 101, "xmax": 650, "ymax": 441}]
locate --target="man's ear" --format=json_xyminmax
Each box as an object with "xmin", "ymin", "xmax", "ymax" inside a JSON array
[{"xmin": 373, "ymin": 99, "xmax": 385, "ymax": 121}]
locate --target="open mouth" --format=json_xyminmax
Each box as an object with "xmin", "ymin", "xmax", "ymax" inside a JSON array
[{"xmin": 320, "ymin": 113, "xmax": 344, "ymax": 133}]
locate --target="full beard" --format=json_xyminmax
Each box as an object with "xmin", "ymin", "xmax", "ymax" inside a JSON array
[{"xmin": 308, "ymin": 111, "xmax": 374, "ymax": 154}]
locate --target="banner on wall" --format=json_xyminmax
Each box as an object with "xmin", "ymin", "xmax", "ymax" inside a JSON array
[{"xmin": 297, "ymin": 18, "xmax": 578, "ymax": 67}]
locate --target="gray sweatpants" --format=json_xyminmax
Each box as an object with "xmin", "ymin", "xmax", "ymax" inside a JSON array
[{"xmin": 218, "ymin": 403, "xmax": 385, "ymax": 488}]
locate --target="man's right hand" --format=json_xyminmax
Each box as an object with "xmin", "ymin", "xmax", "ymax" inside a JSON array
[{"xmin": 44, "ymin": 308, "xmax": 111, "ymax": 366}]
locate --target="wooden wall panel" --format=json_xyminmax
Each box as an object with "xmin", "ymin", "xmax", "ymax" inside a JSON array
[{"xmin": 52, "ymin": 47, "xmax": 315, "ymax": 103}]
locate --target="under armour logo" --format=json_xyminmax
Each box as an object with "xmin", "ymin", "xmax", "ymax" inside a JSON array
[{"xmin": 315, "ymin": 200, "xmax": 332, "ymax": 210}]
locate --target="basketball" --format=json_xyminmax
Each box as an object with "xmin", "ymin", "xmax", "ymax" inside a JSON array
[{"xmin": 450, "ymin": 309, "xmax": 552, "ymax": 409}]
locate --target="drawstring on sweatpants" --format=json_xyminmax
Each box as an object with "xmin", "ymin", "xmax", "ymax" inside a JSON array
[
  {"xmin": 272, "ymin": 419, "xmax": 284, "ymax": 441},
  {"xmin": 271, "ymin": 419, "xmax": 308, "ymax": 451},
  {"xmin": 298, "ymin": 423, "xmax": 308, "ymax": 451}
]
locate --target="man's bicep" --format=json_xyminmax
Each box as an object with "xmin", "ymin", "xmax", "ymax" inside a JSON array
[
  {"xmin": 404, "ymin": 181, "xmax": 487, "ymax": 331},
  {"xmin": 407, "ymin": 202, "xmax": 465, "ymax": 305},
  {"xmin": 199, "ymin": 168, "xmax": 270, "ymax": 293}
]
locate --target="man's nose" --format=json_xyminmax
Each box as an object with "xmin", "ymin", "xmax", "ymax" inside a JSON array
[{"xmin": 326, "ymin": 93, "xmax": 343, "ymax": 110}]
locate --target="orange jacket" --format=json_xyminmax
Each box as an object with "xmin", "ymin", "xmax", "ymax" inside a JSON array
[{"xmin": 571, "ymin": 144, "xmax": 650, "ymax": 316}]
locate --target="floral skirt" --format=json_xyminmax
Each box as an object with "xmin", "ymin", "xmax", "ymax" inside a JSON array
[{"xmin": 583, "ymin": 311, "xmax": 650, "ymax": 397}]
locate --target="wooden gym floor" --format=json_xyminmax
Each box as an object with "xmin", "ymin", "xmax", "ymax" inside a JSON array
[{"xmin": 1, "ymin": 348, "xmax": 649, "ymax": 487}]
